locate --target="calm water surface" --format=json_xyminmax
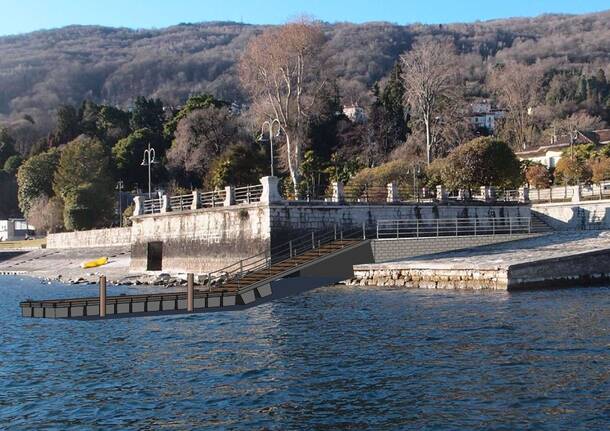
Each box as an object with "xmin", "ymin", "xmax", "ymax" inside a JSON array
[{"xmin": 0, "ymin": 276, "xmax": 608, "ymax": 430}]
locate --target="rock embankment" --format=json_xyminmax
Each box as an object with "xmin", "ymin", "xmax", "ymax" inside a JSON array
[{"xmin": 347, "ymin": 268, "xmax": 508, "ymax": 290}]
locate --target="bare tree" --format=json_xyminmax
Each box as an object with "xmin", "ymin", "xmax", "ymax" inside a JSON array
[
  {"xmin": 400, "ymin": 40, "xmax": 460, "ymax": 165},
  {"xmin": 166, "ymin": 107, "xmax": 244, "ymax": 181},
  {"xmin": 488, "ymin": 61, "xmax": 543, "ymax": 150},
  {"xmin": 239, "ymin": 19, "xmax": 326, "ymax": 195}
]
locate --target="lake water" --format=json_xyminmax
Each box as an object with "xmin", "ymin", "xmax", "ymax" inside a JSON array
[{"xmin": 0, "ymin": 276, "xmax": 609, "ymax": 430}]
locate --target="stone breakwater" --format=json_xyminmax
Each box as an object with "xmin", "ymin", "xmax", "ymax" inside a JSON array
[{"xmin": 351, "ymin": 231, "xmax": 610, "ymax": 291}]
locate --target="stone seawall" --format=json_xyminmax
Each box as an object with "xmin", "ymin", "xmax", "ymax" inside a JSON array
[
  {"xmin": 371, "ymin": 233, "xmax": 538, "ymax": 263},
  {"xmin": 352, "ymin": 232, "xmax": 610, "ymax": 291},
  {"xmin": 129, "ymin": 204, "xmax": 270, "ymax": 274},
  {"xmin": 350, "ymin": 267, "xmax": 509, "ymax": 290},
  {"xmin": 47, "ymin": 227, "xmax": 132, "ymax": 249}
]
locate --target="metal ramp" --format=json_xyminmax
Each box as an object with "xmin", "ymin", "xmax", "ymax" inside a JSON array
[{"xmin": 19, "ymin": 228, "xmax": 373, "ymax": 319}]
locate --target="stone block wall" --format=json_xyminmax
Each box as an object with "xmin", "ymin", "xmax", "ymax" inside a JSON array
[
  {"xmin": 129, "ymin": 203, "xmax": 270, "ymax": 274},
  {"xmin": 46, "ymin": 227, "xmax": 132, "ymax": 249},
  {"xmin": 371, "ymin": 233, "xmax": 540, "ymax": 263},
  {"xmin": 532, "ymin": 201, "xmax": 610, "ymax": 230},
  {"xmin": 269, "ymin": 203, "xmax": 531, "ymax": 246}
]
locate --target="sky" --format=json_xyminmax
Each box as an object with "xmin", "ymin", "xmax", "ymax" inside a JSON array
[{"xmin": 0, "ymin": 0, "xmax": 609, "ymax": 36}]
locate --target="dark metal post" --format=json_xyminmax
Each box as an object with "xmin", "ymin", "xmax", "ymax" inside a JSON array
[
  {"xmin": 99, "ymin": 275, "xmax": 106, "ymax": 318},
  {"xmin": 187, "ymin": 273, "xmax": 194, "ymax": 312}
]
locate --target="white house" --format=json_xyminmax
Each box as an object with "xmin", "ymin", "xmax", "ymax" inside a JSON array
[
  {"xmin": 343, "ymin": 104, "xmax": 367, "ymax": 123},
  {"xmin": 0, "ymin": 219, "xmax": 35, "ymax": 241},
  {"xmin": 515, "ymin": 129, "xmax": 610, "ymax": 168},
  {"xmin": 469, "ymin": 100, "xmax": 505, "ymax": 132}
]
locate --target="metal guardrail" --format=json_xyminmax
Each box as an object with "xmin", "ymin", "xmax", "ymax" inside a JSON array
[
  {"xmin": 529, "ymin": 186, "xmax": 574, "ymax": 203},
  {"xmin": 143, "ymin": 198, "xmax": 162, "ymax": 214},
  {"xmin": 495, "ymin": 189, "xmax": 520, "ymax": 202},
  {"xmin": 343, "ymin": 185, "xmax": 388, "ymax": 203},
  {"xmin": 169, "ymin": 194, "xmax": 194, "ymax": 211},
  {"xmin": 204, "ymin": 225, "xmax": 367, "ymax": 292},
  {"xmin": 235, "ymin": 184, "xmax": 263, "ymax": 203},
  {"xmin": 376, "ymin": 217, "xmax": 531, "ymax": 239},
  {"xmin": 200, "ymin": 189, "xmax": 225, "ymax": 207}
]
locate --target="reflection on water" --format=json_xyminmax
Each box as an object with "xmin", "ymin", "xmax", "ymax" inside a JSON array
[{"xmin": 0, "ymin": 276, "xmax": 609, "ymax": 430}]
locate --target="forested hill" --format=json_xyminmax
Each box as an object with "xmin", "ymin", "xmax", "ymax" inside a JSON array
[{"xmin": 1, "ymin": 10, "xmax": 610, "ymax": 151}]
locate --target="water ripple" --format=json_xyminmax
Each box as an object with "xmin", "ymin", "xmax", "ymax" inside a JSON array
[{"xmin": 0, "ymin": 277, "xmax": 609, "ymax": 430}]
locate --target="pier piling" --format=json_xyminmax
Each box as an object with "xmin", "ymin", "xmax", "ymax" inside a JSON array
[
  {"xmin": 99, "ymin": 276, "xmax": 106, "ymax": 317},
  {"xmin": 187, "ymin": 273, "xmax": 194, "ymax": 312}
]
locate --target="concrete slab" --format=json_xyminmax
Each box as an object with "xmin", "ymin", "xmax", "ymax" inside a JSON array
[
  {"xmin": 86, "ymin": 305, "xmax": 99, "ymax": 316},
  {"xmin": 193, "ymin": 298, "xmax": 206, "ymax": 309},
  {"xmin": 256, "ymin": 284, "xmax": 272, "ymax": 297},
  {"xmin": 239, "ymin": 290, "xmax": 255, "ymax": 304},
  {"xmin": 147, "ymin": 301, "xmax": 160, "ymax": 312},
  {"xmin": 33, "ymin": 307, "xmax": 44, "ymax": 318},
  {"xmin": 55, "ymin": 307, "xmax": 69, "ymax": 318},
  {"xmin": 162, "ymin": 300, "xmax": 175, "ymax": 310},
  {"xmin": 132, "ymin": 302, "xmax": 145, "ymax": 313},
  {"xmin": 223, "ymin": 295, "xmax": 236, "ymax": 306},
  {"xmin": 70, "ymin": 306, "xmax": 84, "ymax": 317},
  {"xmin": 116, "ymin": 303, "xmax": 130, "ymax": 314},
  {"xmin": 207, "ymin": 296, "xmax": 220, "ymax": 308}
]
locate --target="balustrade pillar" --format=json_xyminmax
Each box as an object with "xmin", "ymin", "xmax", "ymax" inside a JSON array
[
  {"xmin": 332, "ymin": 181, "xmax": 345, "ymax": 203},
  {"xmin": 133, "ymin": 196, "xmax": 143, "ymax": 216},
  {"xmin": 260, "ymin": 176, "xmax": 282, "ymax": 204},
  {"xmin": 436, "ymin": 185, "xmax": 448, "ymax": 203},
  {"xmin": 571, "ymin": 184, "xmax": 581, "ymax": 203},
  {"xmin": 224, "ymin": 186, "xmax": 235, "ymax": 206},
  {"xmin": 160, "ymin": 194, "xmax": 170, "ymax": 213},
  {"xmin": 191, "ymin": 190, "xmax": 200, "ymax": 210},
  {"xmin": 481, "ymin": 186, "xmax": 495, "ymax": 203},
  {"xmin": 518, "ymin": 187, "xmax": 530, "ymax": 203},
  {"xmin": 386, "ymin": 182, "xmax": 398, "ymax": 203}
]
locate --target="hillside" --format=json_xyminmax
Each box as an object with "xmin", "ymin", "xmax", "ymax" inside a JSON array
[{"xmin": 1, "ymin": 11, "xmax": 609, "ymax": 152}]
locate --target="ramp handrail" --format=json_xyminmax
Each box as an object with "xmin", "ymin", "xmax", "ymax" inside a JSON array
[
  {"xmin": 205, "ymin": 225, "xmax": 367, "ymax": 291},
  {"xmin": 376, "ymin": 216, "xmax": 531, "ymax": 239}
]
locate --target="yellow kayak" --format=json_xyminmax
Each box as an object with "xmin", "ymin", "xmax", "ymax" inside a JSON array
[{"xmin": 80, "ymin": 257, "xmax": 108, "ymax": 269}]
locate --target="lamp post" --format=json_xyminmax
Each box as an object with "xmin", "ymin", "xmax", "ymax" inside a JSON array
[
  {"xmin": 116, "ymin": 180, "xmax": 124, "ymax": 227},
  {"xmin": 407, "ymin": 165, "xmax": 422, "ymax": 203},
  {"xmin": 141, "ymin": 143, "xmax": 156, "ymax": 198},
  {"xmin": 258, "ymin": 119, "xmax": 281, "ymax": 177}
]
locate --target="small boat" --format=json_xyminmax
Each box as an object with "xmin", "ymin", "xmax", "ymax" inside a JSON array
[{"xmin": 80, "ymin": 257, "xmax": 108, "ymax": 269}]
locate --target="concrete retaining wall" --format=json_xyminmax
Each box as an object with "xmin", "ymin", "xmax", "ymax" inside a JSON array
[
  {"xmin": 532, "ymin": 201, "xmax": 610, "ymax": 230},
  {"xmin": 269, "ymin": 203, "xmax": 530, "ymax": 245},
  {"xmin": 129, "ymin": 204, "xmax": 270, "ymax": 274},
  {"xmin": 45, "ymin": 202, "xmax": 532, "ymax": 275},
  {"xmin": 371, "ymin": 233, "xmax": 539, "ymax": 263},
  {"xmin": 47, "ymin": 227, "xmax": 132, "ymax": 249}
]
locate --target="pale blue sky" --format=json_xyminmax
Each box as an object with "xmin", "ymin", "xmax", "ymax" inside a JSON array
[{"xmin": 1, "ymin": 0, "xmax": 608, "ymax": 36}]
